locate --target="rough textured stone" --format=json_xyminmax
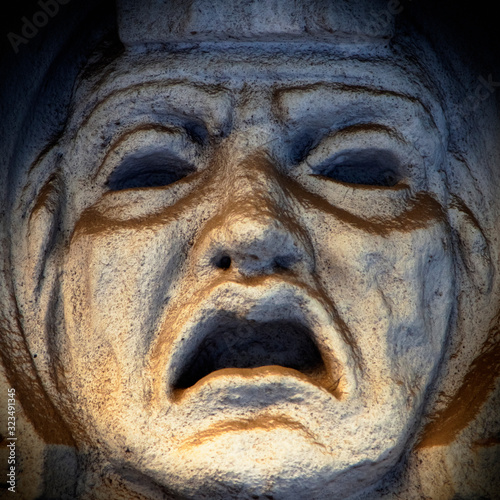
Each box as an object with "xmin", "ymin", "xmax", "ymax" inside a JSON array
[{"xmin": 1, "ymin": 1, "xmax": 499, "ymax": 499}]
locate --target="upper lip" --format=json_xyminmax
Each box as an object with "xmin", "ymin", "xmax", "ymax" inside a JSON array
[{"xmin": 159, "ymin": 279, "xmax": 355, "ymax": 403}]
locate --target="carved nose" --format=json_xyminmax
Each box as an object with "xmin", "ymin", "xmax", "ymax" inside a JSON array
[
  {"xmin": 193, "ymin": 152, "xmax": 315, "ymax": 278},
  {"xmin": 213, "ymin": 214, "xmax": 313, "ymax": 276}
]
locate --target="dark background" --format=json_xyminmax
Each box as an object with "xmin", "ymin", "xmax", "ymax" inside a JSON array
[{"xmin": 0, "ymin": 0, "xmax": 115, "ymax": 59}]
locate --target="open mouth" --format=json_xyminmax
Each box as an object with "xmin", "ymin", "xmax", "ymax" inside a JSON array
[
  {"xmin": 161, "ymin": 281, "xmax": 352, "ymax": 406},
  {"xmin": 171, "ymin": 314, "xmax": 342, "ymax": 399}
]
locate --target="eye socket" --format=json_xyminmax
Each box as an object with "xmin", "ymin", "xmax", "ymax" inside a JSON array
[
  {"xmin": 313, "ymin": 148, "xmax": 402, "ymax": 187},
  {"xmin": 289, "ymin": 129, "xmax": 320, "ymax": 164},
  {"xmin": 106, "ymin": 151, "xmax": 195, "ymax": 191}
]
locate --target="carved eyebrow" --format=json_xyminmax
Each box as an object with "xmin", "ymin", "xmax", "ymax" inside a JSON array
[
  {"xmin": 320, "ymin": 123, "xmax": 405, "ymax": 140},
  {"xmin": 273, "ymin": 82, "xmax": 421, "ymax": 105},
  {"xmin": 76, "ymin": 81, "xmax": 232, "ymax": 134},
  {"xmin": 272, "ymin": 82, "xmax": 435, "ymax": 125}
]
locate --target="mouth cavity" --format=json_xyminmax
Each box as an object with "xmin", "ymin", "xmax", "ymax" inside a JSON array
[{"xmin": 172, "ymin": 318, "xmax": 342, "ymax": 398}]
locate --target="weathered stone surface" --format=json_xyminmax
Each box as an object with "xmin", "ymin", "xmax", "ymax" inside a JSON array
[{"xmin": 1, "ymin": 1, "xmax": 499, "ymax": 499}]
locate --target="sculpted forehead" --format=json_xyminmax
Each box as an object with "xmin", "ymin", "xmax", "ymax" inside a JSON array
[
  {"xmin": 64, "ymin": 55, "xmax": 445, "ymax": 219},
  {"xmin": 66, "ymin": 45, "xmax": 446, "ymax": 166},
  {"xmin": 77, "ymin": 44, "xmax": 441, "ymax": 97},
  {"xmin": 69, "ymin": 46, "xmax": 446, "ymax": 148}
]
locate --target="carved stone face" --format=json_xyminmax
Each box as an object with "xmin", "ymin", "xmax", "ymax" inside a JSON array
[{"xmin": 54, "ymin": 46, "xmax": 455, "ymax": 498}]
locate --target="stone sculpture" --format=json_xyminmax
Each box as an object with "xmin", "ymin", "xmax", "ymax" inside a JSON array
[{"xmin": 1, "ymin": 1, "xmax": 499, "ymax": 498}]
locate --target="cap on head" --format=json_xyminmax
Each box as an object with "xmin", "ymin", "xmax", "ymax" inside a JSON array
[{"xmin": 117, "ymin": 0, "xmax": 395, "ymax": 46}]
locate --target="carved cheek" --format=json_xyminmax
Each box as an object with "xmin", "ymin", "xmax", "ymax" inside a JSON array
[
  {"xmin": 310, "ymin": 207, "xmax": 454, "ymax": 395},
  {"xmin": 62, "ymin": 208, "xmax": 190, "ymax": 412}
]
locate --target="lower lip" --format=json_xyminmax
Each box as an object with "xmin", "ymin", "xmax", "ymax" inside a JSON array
[{"xmin": 170, "ymin": 365, "xmax": 333, "ymax": 403}]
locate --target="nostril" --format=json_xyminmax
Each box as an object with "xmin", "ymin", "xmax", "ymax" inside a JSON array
[{"xmin": 216, "ymin": 255, "xmax": 232, "ymax": 270}]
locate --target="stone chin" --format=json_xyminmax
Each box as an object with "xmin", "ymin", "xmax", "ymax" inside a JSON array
[
  {"xmin": 137, "ymin": 426, "xmax": 399, "ymax": 500},
  {"xmin": 90, "ymin": 409, "xmax": 405, "ymax": 500},
  {"xmin": 89, "ymin": 382, "xmax": 418, "ymax": 499}
]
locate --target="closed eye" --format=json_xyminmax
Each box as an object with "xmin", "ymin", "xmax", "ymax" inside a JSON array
[
  {"xmin": 106, "ymin": 151, "xmax": 195, "ymax": 191},
  {"xmin": 313, "ymin": 148, "xmax": 402, "ymax": 187}
]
